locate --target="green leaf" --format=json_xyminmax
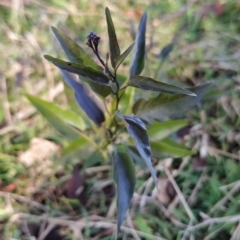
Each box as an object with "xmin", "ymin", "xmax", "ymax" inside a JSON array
[
  {"xmin": 44, "ymin": 55, "xmax": 110, "ymax": 86},
  {"xmin": 51, "ymin": 27, "xmax": 111, "ymax": 98},
  {"xmin": 159, "ymin": 42, "xmax": 174, "ymax": 60},
  {"xmin": 130, "ymin": 12, "xmax": 147, "ymax": 77},
  {"xmin": 64, "ymin": 83, "xmax": 89, "ymax": 120},
  {"xmin": 147, "ymin": 120, "xmax": 188, "ymax": 141},
  {"xmin": 133, "ymin": 82, "xmax": 212, "ymax": 124},
  {"xmin": 115, "ymin": 43, "xmax": 134, "ymax": 70},
  {"xmin": 105, "ymin": 7, "xmax": 120, "ymax": 68},
  {"xmin": 26, "ymin": 94, "xmax": 80, "ymax": 140},
  {"xmin": 128, "ymin": 76, "xmax": 196, "ymax": 96},
  {"xmin": 151, "ymin": 138, "xmax": 195, "ymax": 158},
  {"xmin": 135, "ymin": 215, "xmax": 152, "ymax": 235},
  {"xmin": 117, "ymin": 112, "xmax": 158, "ymax": 187},
  {"xmin": 113, "ymin": 147, "xmax": 135, "ymax": 232},
  {"xmin": 61, "ymin": 70, "xmax": 105, "ymax": 125},
  {"xmin": 51, "ymin": 26, "xmax": 102, "ymax": 70},
  {"xmin": 85, "ymin": 81, "xmax": 111, "ymax": 98},
  {"xmin": 61, "ymin": 137, "xmax": 88, "ymax": 159}
]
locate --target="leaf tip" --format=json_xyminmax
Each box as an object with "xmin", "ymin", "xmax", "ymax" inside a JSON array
[
  {"xmin": 105, "ymin": 7, "xmax": 110, "ymax": 13},
  {"xmin": 50, "ymin": 26, "xmax": 56, "ymax": 31},
  {"xmin": 188, "ymin": 92, "xmax": 197, "ymax": 97}
]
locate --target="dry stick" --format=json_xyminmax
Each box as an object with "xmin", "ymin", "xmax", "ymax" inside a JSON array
[
  {"xmin": 140, "ymin": 177, "xmax": 154, "ymax": 209},
  {"xmin": 0, "ymin": 75, "xmax": 12, "ymax": 125},
  {"xmin": 188, "ymin": 170, "xmax": 208, "ymax": 206},
  {"xmin": 12, "ymin": 212, "xmax": 167, "ymax": 240},
  {"xmin": 220, "ymin": 180, "xmax": 240, "ymax": 191},
  {"xmin": 181, "ymin": 219, "xmax": 194, "ymax": 240},
  {"xmin": 39, "ymin": 222, "xmax": 56, "ymax": 240},
  {"xmin": 0, "ymin": 191, "xmax": 63, "ymax": 215},
  {"xmin": 182, "ymin": 215, "xmax": 240, "ymax": 233},
  {"xmin": 203, "ymin": 223, "xmax": 227, "ymax": 240},
  {"xmin": 165, "ymin": 168, "xmax": 196, "ymax": 222},
  {"xmin": 210, "ymin": 181, "xmax": 240, "ymax": 213},
  {"xmin": 230, "ymin": 222, "xmax": 240, "ymax": 240},
  {"xmin": 133, "ymin": 193, "xmax": 186, "ymax": 228},
  {"xmin": 209, "ymin": 147, "xmax": 240, "ymax": 161},
  {"xmin": 126, "ymin": 212, "xmax": 141, "ymax": 240}
]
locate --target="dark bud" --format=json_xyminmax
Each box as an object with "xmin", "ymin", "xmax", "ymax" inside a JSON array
[{"xmin": 86, "ymin": 32, "xmax": 101, "ymax": 52}]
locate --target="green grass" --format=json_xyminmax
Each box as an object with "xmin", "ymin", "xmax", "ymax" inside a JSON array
[{"xmin": 1, "ymin": 0, "xmax": 240, "ymax": 239}]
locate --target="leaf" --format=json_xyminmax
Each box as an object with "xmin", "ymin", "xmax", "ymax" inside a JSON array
[
  {"xmin": 105, "ymin": 7, "xmax": 120, "ymax": 68},
  {"xmin": 51, "ymin": 26, "xmax": 111, "ymax": 98},
  {"xmin": 61, "ymin": 70, "xmax": 105, "ymax": 125},
  {"xmin": 113, "ymin": 147, "xmax": 135, "ymax": 232},
  {"xmin": 130, "ymin": 12, "xmax": 147, "ymax": 77},
  {"xmin": 159, "ymin": 42, "xmax": 174, "ymax": 60},
  {"xmin": 117, "ymin": 112, "xmax": 158, "ymax": 187},
  {"xmin": 147, "ymin": 120, "xmax": 188, "ymax": 141},
  {"xmin": 66, "ymin": 164, "xmax": 86, "ymax": 204},
  {"xmin": 115, "ymin": 43, "xmax": 134, "ymax": 70},
  {"xmin": 44, "ymin": 55, "xmax": 110, "ymax": 86},
  {"xmin": 151, "ymin": 138, "xmax": 195, "ymax": 158},
  {"xmin": 61, "ymin": 137, "xmax": 88, "ymax": 159},
  {"xmin": 51, "ymin": 26, "xmax": 102, "ymax": 70},
  {"xmin": 64, "ymin": 83, "xmax": 88, "ymax": 119},
  {"xmin": 133, "ymin": 82, "xmax": 212, "ymax": 124},
  {"xmin": 128, "ymin": 76, "xmax": 196, "ymax": 96},
  {"xmin": 83, "ymin": 80, "xmax": 111, "ymax": 98},
  {"xmin": 26, "ymin": 94, "xmax": 79, "ymax": 140}
]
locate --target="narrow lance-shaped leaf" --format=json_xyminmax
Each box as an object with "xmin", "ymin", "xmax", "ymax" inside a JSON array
[
  {"xmin": 117, "ymin": 112, "xmax": 158, "ymax": 187},
  {"xmin": 51, "ymin": 26, "xmax": 111, "ymax": 98},
  {"xmin": 115, "ymin": 43, "xmax": 134, "ymax": 70},
  {"xmin": 51, "ymin": 26, "xmax": 102, "ymax": 70},
  {"xmin": 61, "ymin": 70, "xmax": 105, "ymax": 125},
  {"xmin": 130, "ymin": 12, "xmax": 147, "ymax": 77},
  {"xmin": 147, "ymin": 119, "xmax": 188, "ymax": 141},
  {"xmin": 159, "ymin": 42, "xmax": 174, "ymax": 60},
  {"xmin": 113, "ymin": 147, "xmax": 135, "ymax": 232},
  {"xmin": 44, "ymin": 55, "xmax": 110, "ymax": 86},
  {"xmin": 151, "ymin": 138, "xmax": 195, "ymax": 158},
  {"xmin": 128, "ymin": 76, "xmax": 196, "ymax": 96},
  {"xmin": 105, "ymin": 7, "xmax": 120, "ymax": 68},
  {"xmin": 133, "ymin": 82, "xmax": 212, "ymax": 124},
  {"xmin": 61, "ymin": 137, "xmax": 88, "ymax": 160},
  {"xmin": 26, "ymin": 94, "xmax": 79, "ymax": 140}
]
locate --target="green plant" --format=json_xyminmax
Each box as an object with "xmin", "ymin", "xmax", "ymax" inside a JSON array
[{"xmin": 26, "ymin": 7, "xmax": 211, "ymax": 237}]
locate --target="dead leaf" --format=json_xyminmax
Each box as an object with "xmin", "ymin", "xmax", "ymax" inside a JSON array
[
  {"xmin": 197, "ymin": 3, "xmax": 225, "ymax": 21},
  {"xmin": 65, "ymin": 164, "xmax": 86, "ymax": 205},
  {"xmin": 157, "ymin": 177, "xmax": 176, "ymax": 205},
  {"xmin": 0, "ymin": 182, "xmax": 17, "ymax": 192},
  {"xmin": 193, "ymin": 156, "xmax": 207, "ymax": 170}
]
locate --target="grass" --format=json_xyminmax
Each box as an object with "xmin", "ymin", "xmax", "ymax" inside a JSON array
[{"xmin": 1, "ymin": 0, "xmax": 240, "ymax": 239}]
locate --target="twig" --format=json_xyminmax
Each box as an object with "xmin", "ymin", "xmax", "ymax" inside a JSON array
[
  {"xmin": 126, "ymin": 212, "xmax": 141, "ymax": 240},
  {"xmin": 0, "ymin": 191, "xmax": 63, "ymax": 215},
  {"xmin": 165, "ymin": 168, "xmax": 196, "ymax": 222},
  {"xmin": 10, "ymin": 212, "xmax": 167, "ymax": 240},
  {"xmin": 230, "ymin": 222, "xmax": 240, "ymax": 240},
  {"xmin": 133, "ymin": 194, "xmax": 187, "ymax": 228},
  {"xmin": 140, "ymin": 177, "xmax": 154, "ymax": 209},
  {"xmin": 188, "ymin": 170, "xmax": 208, "ymax": 206},
  {"xmin": 210, "ymin": 182, "xmax": 240, "ymax": 213},
  {"xmin": 182, "ymin": 215, "xmax": 240, "ymax": 233},
  {"xmin": 209, "ymin": 147, "xmax": 240, "ymax": 161},
  {"xmin": 181, "ymin": 219, "xmax": 194, "ymax": 240},
  {"xmin": 0, "ymin": 74, "xmax": 12, "ymax": 125}
]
